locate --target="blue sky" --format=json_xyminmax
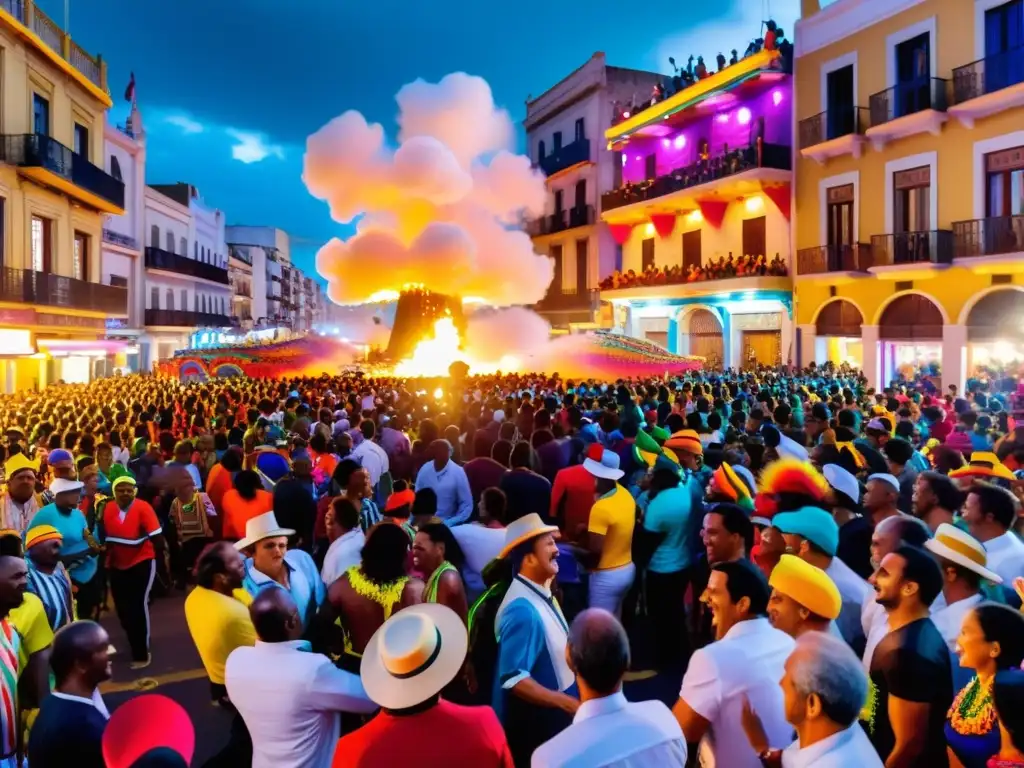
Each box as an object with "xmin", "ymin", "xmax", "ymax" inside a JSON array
[{"xmin": 45, "ymin": 0, "xmax": 799, "ymax": 281}]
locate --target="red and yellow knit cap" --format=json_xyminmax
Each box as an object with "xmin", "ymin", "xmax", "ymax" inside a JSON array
[
  {"xmin": 664, "ymin": 429, "xmax": 703, "ymax": 456},
  {"xmin": 25, "ymin": 525, "xmax": 62, "ymax": 549},
  {"xmin": 754, "ymin": 458, "xmax": 831, "ymax": 523}
]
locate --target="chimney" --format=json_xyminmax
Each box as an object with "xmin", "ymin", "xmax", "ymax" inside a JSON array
[{"xmin": 801, "ymin": 0, "xmax": 820, "ymax": 17}]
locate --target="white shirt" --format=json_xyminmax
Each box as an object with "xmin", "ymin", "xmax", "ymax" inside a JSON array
[
  {"xmin": 825, "ymin": 557, "xmax": 873, "ymax": 649},
  {"xmin": 679, "ymin": 618, "xmax": 795, "ymax": 768},
  {"xmin": 51, "ymin": 689, "xmax": 110, "ymax": 719},
  {"xmin": 983, "ymin": 530, "xmax": 1024, "ymax": 584},
  {"xmin": 781, "ymin": 723, "xmax": 883, "ymax": 767},
  {"xmin": 451, "ymin": 523, "xmax": 506, "ymax": 600},
  {"xmin": 350, "ymin": 439, "xmax": 389, "ymax": 488},
  {"xmin": 225, "ymin": 639, "xmax": 377, "ymax": 768},
  {"xmin": 532, "ymin": 691, "xmax": 686, "ymax": 768},
  {"xmin": 930, "ymin": 592, "xmax": 982, "ymax": 656},
  {"xmin": 320, "ymin": 528, "xmax": 365, "ymax": 586}
]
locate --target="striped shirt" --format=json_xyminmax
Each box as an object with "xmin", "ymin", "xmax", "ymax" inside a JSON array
[
  {"xmin": 359, "ymin": 498, "xmax": 382, "ymax": 533},
  {"xmin": 26, "ymin": 562, "xmax": 75, "ymax": 632},
  {"xmin": 0, "ymin": 619, "xmax": 19, "ymax": 765}
]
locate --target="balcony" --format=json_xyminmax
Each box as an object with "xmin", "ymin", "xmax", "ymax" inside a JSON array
[
  {"xmin": 145, "ymin": 247, "xmax": 230, "ymax": 285},
  {"xmin": 526, "ymin": 205, "xmax": 595, "ymax": 237},
  {"xmin": 2, "ymin": 134, "xmax": 124, "ymax": 213},
  {"xmin": 145, "ymin": 309, "xmax": 232, "ymax": 328},
  {"xmin": 798, "ymin": 107, "xmax": 869, "ymax": 163},
  {"xmin": 537, "ymin": 138, "xmax": 591, "ymax": 178},
  {"xmin": 865, "ymin": 79, "xmax": 949, "ymax": 149},
  {"xmin": 602, "ymin": 141, "xmax": 791, "ymax": 213},
  {"xmin": 796, "ymin": 243, "xmax": 873, "ymax": 278},
  {"xmin": 950, "ymin": 47, "xmax": 1024, "ymax": 128},
  {"xmin": 102, "ymin": 229, "xmax": 138, "ymax": 251},
  {"xmin": 870, "ymin": 230, "xmax": 954, "ymax": 271},
  {"xmin": 0, "ymin": 0, "xmax": 108, "ymax": 102},
  {"xmin": 952, "ymin": 216, "xmax": 1024, "ymax": 273},
  {"xmin": 0, "ymin": 267, "xmax": 127, "ymax": 315}
]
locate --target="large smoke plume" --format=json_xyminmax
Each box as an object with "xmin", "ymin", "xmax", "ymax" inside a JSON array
[{"xmin": 304, "ymin": 73, "xmax": 554, "ymax": 308}]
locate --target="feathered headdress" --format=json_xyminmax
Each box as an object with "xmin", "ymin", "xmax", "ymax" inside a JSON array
[{"xmin": 753, "ymin": 457, "xmax": 831, "ymax": 523}]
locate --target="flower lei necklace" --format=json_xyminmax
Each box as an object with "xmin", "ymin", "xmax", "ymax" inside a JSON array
[{"xmin": 948, "ymin": 675, "xmax": 996, "ymax": 736}]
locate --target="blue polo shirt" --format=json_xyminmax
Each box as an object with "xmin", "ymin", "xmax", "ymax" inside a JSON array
[
  {"xmin": 643, "ymin": 485, "xmax": 694, "ymax": 574},
  {"xmin": 242, "ymin": 548, "xmax": 325, "ymax": 633},
  {"xmin": 28, "ymin": 504, "xmax": 97, "ymax": 584}
]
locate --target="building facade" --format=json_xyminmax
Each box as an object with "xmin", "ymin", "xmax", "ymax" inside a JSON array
[
  {"xmin": 225, "ymin": 225, "xmax": 291, "ymax": 328},
  {"xmin": 141, "ymin": 183, "xmax": 231, "ymax": 366},
  {"xmin": 525, "ymin": 53, "xmax": 663, "ymax": 330},
  {"xmin": 598, "ymin": 48, "xmax": 795, "ymax": 368},
  {"xmin": 0, "ymin": 1, "xmax": 127, "ymax": 391},
  {"xmin": 794, "ymin": 0, "xmax": 1024, "ymax": 391},
  {"xmin": 101, "ymin": 106, "xmax": 146, "ymax": 371}
]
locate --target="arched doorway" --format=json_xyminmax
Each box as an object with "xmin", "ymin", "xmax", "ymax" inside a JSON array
[
  {"xmin": 965, "ymin": 288, "xmax": 1024, "ymax": 376},
  {"xmin": 878, "ymin": 293, "xmax": 944, "ymax": 386},
  {"xmin": 814, "ymin": 299, "xmax": 864, "ymax": 367},
  {"xmin": 686, "ymin": 308, "xmax": 724, "ymax": 367}
]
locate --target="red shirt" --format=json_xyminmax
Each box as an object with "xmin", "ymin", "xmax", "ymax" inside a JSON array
[
  {"xmin": 331, "ymin": 700, "xmax": 512, "ymax": 768},
  {"xmin": 550, "ymin": 464, "xmax": 597, "ymax": 542},
  {"xmin": 101, "ymin": 499, "xmax": 161, "ymax": 570}
]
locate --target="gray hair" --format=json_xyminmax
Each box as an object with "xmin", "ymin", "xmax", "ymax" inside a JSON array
[{"xmin": 789, "ymin": 631, "xmax": 867, "ymax": 727}]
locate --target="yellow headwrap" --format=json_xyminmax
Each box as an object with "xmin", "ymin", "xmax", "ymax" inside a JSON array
[
  {"xmin": 769, "ymin": 554, "xmax": 842, "ymax": 620},
  {"xmin": 3, "ymin": 453, "xmax": 39, "ymax": 478}
]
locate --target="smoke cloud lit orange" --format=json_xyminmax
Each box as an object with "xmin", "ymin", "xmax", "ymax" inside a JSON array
[{"xmin": 304, "ymin": 73, "xmax": 553, "ymax": 306}]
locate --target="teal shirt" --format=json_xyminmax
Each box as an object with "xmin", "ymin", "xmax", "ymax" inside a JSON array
[
  {"xmin": 644, "ymin": 485, "xmax": 694, "ymax": 573},
  {"xmin": 28, "ymin": 504, "xmax": 97, "ymax": 584}
]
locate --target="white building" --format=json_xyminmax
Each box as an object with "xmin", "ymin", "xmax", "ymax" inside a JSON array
[
  {"xmin": 225, "ymin": 225, "xmax": 290, "ymax": 328},
  {"xmin": 101, "ymin": 105, "xmax": 146, "ymax": 370},
  {"xmin": 141, "ymin": 183, "xmax": 232, "ymax": 367},
  {"xmin": 525, "ymin": 53, "xmax": 663, "ymax": 330}
]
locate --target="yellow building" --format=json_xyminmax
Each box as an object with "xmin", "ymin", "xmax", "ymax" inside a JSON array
[
  {"xmin": 794, "ymin": 0, "xmax": 1024, "ymax": 391},
  {"xmin": 0, "ymin": 0, "xmax": 126, "ymax": 392}
]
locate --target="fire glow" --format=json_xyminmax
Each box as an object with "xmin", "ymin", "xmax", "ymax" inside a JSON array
[{"xmin": 392, "ymin": 317, "xmax": 521, "ymax": 377}]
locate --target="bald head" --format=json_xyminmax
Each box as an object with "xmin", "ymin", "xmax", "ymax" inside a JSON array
[
  {"xmin": 567, "ymin": 608, "xmax": 630, "ymax": 695},
  {"xmin": 249, "ymin": 588, "xmax": 301, "ymax": 643}
]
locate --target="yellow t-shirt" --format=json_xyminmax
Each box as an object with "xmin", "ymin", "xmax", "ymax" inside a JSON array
[
  {"xmin": 184, "ymin": 586, "xmax": 256, "ymax": 685},
  {"xmin": 10, "ymin": 593, "xmax": 54, "ymax": 671},
  {"xmin": 587, "ymin": 485, "xmax": 636, "ymax": 571}
]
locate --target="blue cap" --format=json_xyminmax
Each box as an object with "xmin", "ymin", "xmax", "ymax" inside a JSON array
[
  {"xmin": 255, "ymin": 451, "xmax": 290, "ymax": 483},
  {"xmin": 772, "ymin": 506, "xmax": 839, "ymax": 557}
]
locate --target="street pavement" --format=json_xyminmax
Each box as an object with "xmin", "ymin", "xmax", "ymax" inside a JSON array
[{"xmin": 97, "ymin": 592, "xmax": 682, "ymax": 765}]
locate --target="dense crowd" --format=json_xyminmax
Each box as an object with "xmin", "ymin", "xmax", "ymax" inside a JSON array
[
  {"xmin": 0, "ymin": 364, "xmax": 1023, "ymax": 767},
  {"xmin": 598, "ymin": 254, "xmax": 789, "ymax": 291}
]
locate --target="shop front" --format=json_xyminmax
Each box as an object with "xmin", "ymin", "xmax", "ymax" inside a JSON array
[
  {"xmin": 811, "ymin": 299, "xmax": 864, "ymax": 368},
  {"xmin": 964, "ymin": 287, "xmax": 1024, "ymax": 384},
  {"xmin": 876, "ymin": 294, "xmax": 945, "ymax": 390}
]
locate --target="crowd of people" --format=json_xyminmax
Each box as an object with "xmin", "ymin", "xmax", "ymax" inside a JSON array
[
  {"xmin": 0, "ymin": 364, "xmax": 1023, "ymax": 766},
  {"xmin": 599, "ymin": 253, "xmax": 789, "ymax": 291}
]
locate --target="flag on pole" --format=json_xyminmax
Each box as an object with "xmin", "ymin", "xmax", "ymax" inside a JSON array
[{"xmin": 124, "ymin": 72, "xmax": 135, "ymax": 103}]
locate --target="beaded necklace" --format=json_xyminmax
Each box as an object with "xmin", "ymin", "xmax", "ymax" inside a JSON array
[{"xmin": 948, "ymin": 675, "xmax": 996, "ymax": 736}]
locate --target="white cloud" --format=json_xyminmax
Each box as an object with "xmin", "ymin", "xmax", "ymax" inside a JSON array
[
  {"xmin": 226, "ymin": 129, "xmax": 286, "ymax": 164},
  {"xmin": 165, "ymin": 114, "xmax": 205, "ymax": 134},
  {"xmin": 652, "ymin": 0, "xmax": 800, "ymax": 73}
]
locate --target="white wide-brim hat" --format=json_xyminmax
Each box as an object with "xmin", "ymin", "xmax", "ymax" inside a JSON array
[
  {"xmin": 925, "ymin": 523, "xmax": 1002, "ymax": 584},
  {"xmin": 498, "ymin": 512, "xmax": 560, "ymax": 559},
  {"xmin": 582, "ymin": 455, "xmax": 624, "ymax": 481},
  {"xmin": 361, "ymin": 603, "xmax": 467, "ymax": 710},
  {"xmin": 234, "ymin": 511, "xmax": 295, "ymax": 551}
]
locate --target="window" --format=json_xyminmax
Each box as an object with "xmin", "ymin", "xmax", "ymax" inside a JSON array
[
  {"xmin": 150, "ymin": 286, "xmax": 159, "ymax": 309},
  {"xmin": 166, "ymin": 288, "xmax": 175, "ymax": 310},
  {"xmin": 549, "ymin": 244, "xmax": 563, "ymax": 293},
  {"xmin": 32, "ymin": 94, "xmax": 49, "ymax": 135},
  {"xmin": 194, "ymin": 242, "xmax": 198, "ymax": 259},
  {"xmin": 165, "ymin": 232, "xmax": 174, "ymax": 252},
  {"xmin": 827, "ymin": 184, "xmax": 855, "ymax": 248},
  {"xmin": 73, "ymin": 232, "xmax": 88, "ymax": 281},
  {"xmin": 109, "ymin": 275, "xmax": 128, "ymax": 288},
  {"xmin": 31, "ymin": 216, "xmax": 51, "ymax": 272},
  {"xmin": 641, "ymin": 237, "xmax": 655, "ymax": 271},
  {"xmin": 181, "ymin": 289, "xmax": 187, "ymax": 309},
  {"xmin": 179, "ymin": 236, "xmax": 187, "ymax": 256},
  {"xmin": 554, "ymin": 189, "xmax": 564, "ymax": 214},
  {"xmin": 151, "ymin": 225, "xmax": 160, "ymax": 247},
  {"xmin": 575, "ymin": 239, "xmax": 588, "ymax": 294},
  {"xmin": 893, "ymin": 166, "xmax": 931, "ymax": 232},
  {"xmin": 574, "ymin": 118, "xmax": 585, "ymax": 141},
  {"xmin": 110, "ymin": 156, "xmax": 122, "ymax": 182},
  {"xmin": 825, "ymin": 65, "xmax": 855, "ymax": 140},
  {"xmin": 985, "ymin": 147, "xmax": 1024, "ymax": 217},
  {"xmin": 74, "ymin": 123, "xmax": 89, "ymax": 159},
  {"xmin": 985, "ymin": 1, "xmax": 1024, "ymax": 93},
  {"xmin": 683, "ymin": 229, "xmax": 702, "ymax": 271},
  {"xmin": 574, "ymin": 180, "xmax": 586, "ymax": 210},
  {"xmin": 553, "ymin": 131, "xmax": 562, "ymax": 151},
  {"xmin": 538, "ymin": 140, "xmax": 546, "ymax": 161},
  {"xmin": 895, "ymin": 32, "xmax": 931, "ymax": 117},
  {"xmin": 742, "ymin": 216, "xmax": 767, "ymax": 257}
]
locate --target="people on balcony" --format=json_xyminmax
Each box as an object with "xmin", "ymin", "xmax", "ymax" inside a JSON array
[{"xmin": 598, "ymin": 253, "xmax": 787, "ymax": 290}]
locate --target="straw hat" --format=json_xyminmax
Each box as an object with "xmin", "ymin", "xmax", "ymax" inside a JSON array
[
  {"xmin": 949, "ymin": 452, "xmax": 1016, "ymax": 482},
  {"xmin": 234, "ymin": 511, "xmax": 296, "ymax": 551},
  {"xmin": 361, "ymin": 603, "xmax": 467, "ymax": 710},
  {"xmin": 925, "ymin": 523, "xmax": 1002, "ymax": 583},
  {"xmin": 497, "ymin": 513, "xmax": 560, "ymax": 559}
]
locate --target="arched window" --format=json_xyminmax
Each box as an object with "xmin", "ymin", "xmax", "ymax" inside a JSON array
[
  {"xmin": 179, "ymin": 237, "xmax": 187, "ymax": 255},
  {"xmin": 150, "ymin": 286, "xmax": 159, "ymax": 309},
  {"xmin": 150, "ymin": 225, "xmax": 160, "ymax": 247},
  {"xmin": 194, "ymin": 242, "xmax": 198, "ymax": 259},
  {"xmin": 165, "ymin": 232, "xmax": 174, "ymax": 252},
  {"xmin": 166, "ymin": 288, "xmax": 174, "ymax": 310},
  {"xmin": 110, "ymin": 155, "xmax": 122, "ymax": 182}
]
